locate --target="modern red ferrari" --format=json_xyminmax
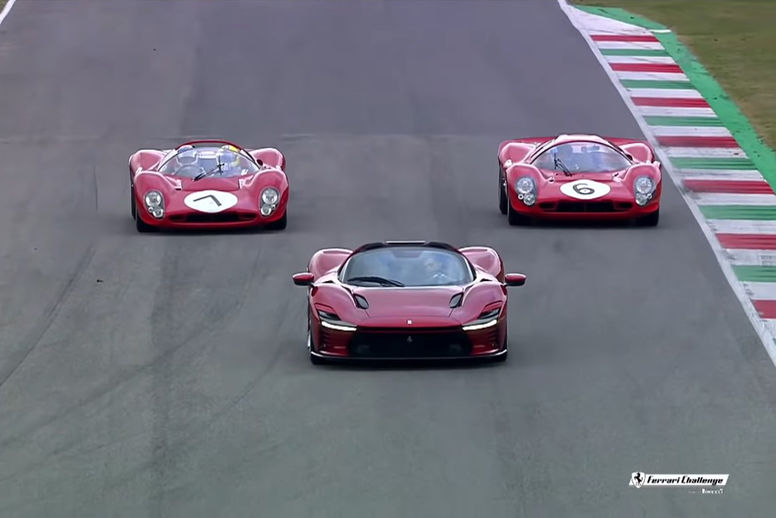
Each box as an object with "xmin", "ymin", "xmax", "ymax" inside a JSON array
[
  {"xmin": 498, "ymin": 134, "xmax": 662, "ymax": 226},
  {"xmin": 128, "ymin": 139, "xmax": 289, "ymax": 232},
  {"xmin": 292, "ymin": 241, "xmax": 526, "ymax": 364}
]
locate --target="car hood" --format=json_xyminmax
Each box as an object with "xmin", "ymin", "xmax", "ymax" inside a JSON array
[
  {"xmin": 178, "ymin": 177, "xmax": 242, "ymax": 192},
  {"xmin": 353, "ymin": 286, "xmax": 462, "ymax": 320}
]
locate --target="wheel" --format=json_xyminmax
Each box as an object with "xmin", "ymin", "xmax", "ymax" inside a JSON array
[
  {"xmin": 498, "ymin": 166, "xmax": 508, "ymax": 215},
  {"xmin": 130, "ymin": 186, "xmax": 136, "ymax": 219},
  {"xmin": 638, "ymin": 208, "xmax": 659, "ymax": 227},
  {"xmin": 134, "ymin": 200, "xmax": 157, "ymax": 233},
  {"xmin": 307, "ymin": 321, "xmax": 325, "ymax": 365},
  {"xmin": 507, "ymin": 200, "xmax": 531, "ymax": 226},
  {"xmin": 266, "ymin": 210, "xmax": 287, "ymax": 231},
  {"xmin": 494, "ymin": 333, "xmax": 509, "ymax": 362}
]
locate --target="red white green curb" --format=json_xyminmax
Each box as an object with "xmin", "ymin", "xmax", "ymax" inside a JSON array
[{"xmin": 558, "ymin": 1, "xmax": 776, "ymax": 367}]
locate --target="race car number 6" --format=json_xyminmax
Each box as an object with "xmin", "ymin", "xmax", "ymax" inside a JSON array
[{"xmin": 559, "ymin": 179, "xmax": 611, "ymax": 200}]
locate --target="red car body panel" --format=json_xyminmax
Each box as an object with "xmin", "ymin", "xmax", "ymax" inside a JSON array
[
  {"xmin": 295, "ymin": 242, "xmax": 525, "ymax": 362},
  {"xmin": 498, "ymin": 134, "xmax": 662, "ymax": 222},
  {"xmin": 129, "ymin": 140, "xmax": 289, "ymax": 230}
]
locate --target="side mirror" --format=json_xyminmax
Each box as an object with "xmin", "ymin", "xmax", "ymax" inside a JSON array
[
  {"xmin": 504, "ymin": 273, "xmax": 526, "ymax": 287},
  {"xmin": 292, "ymin": 272, "xmax": 314, "ymax": 286}
]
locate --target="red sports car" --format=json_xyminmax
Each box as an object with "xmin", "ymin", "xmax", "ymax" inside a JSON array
[
  {"xmin": 291, "ymin": 241, "xmax": 526, "ymax": 364},
  {"xmin": 498, "ymin": 134, "xmax": 662, "ymax": 226},
  {"xmin": 128, "ymin": 139, "xmax": 289, "ymax": 232}
]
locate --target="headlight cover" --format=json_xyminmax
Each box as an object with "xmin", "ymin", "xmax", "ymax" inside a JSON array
[
  {"xmin": 515, "ymin": 176, "xmax": 537, "ymax": 206},
  {"xmin": 260, "ymin": 187, "xmax": 280, "ymax": 216},
  {"xmin": 317, "ymin": 310, "xmax": 357, "ymax": 332},
  {"xmin": 462, "ymin": 307, "xmax": 501, "ymax": 331},
  {"xmin": 143, "ymin": 190, "xmax": 164, "ymax": 219},
  {"xmin": 634, "ymin": 176, "xmax": 656, "ymax": 206}
]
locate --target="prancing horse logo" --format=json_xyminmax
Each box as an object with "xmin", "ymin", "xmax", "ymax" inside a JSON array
[{"xmin": 407, "ymin": 319, "xmax": 412, "ymax": 324}]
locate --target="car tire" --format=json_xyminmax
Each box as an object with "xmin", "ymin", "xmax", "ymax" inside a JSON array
[
  {"xmin": 638, "ymin": 209, "xmax": 659, "ymax": 227},
  {"xmin": 507, "ymin": 200, "xmax": 531, "ymax": 226},
  {"xmin": 498, "ymin": 166, "xmax": 508, "ymax": 215},
  {"xmin": 130, "ymin": 186, "xmax": 136, "ymax": 219},
  {"xmin": 267, "ymin": 210, "xmax": 288, "ymax": 231},
  {"xmin": 308, "ymin": 323, "xmax": 325, "ymax": 365},
  {"xmin": 134, "ymin": 200, "xmax": 157, "ymax": 233}
]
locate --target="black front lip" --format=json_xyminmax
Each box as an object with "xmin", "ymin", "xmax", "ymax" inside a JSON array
[{"xmin": 310, "ymin": 348, "xmax": 507, "ymax": 362}]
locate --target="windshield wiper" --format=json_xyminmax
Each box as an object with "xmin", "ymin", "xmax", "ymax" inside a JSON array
[
  {"xmin": 193, "ymin": 161, "xmax": 224, "ymax": 181},
  {"xmin": 346, "ymin": 276, "xmax": 405, "ymax": 287},
  {"xmin": 553, "ymin": 155, "xmax": 572, "ymax": 176}
]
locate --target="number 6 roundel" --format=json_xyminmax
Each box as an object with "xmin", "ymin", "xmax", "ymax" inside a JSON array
[{"xmin": 559, "ymin": 179, "xmax": 611, "ymax": 200}]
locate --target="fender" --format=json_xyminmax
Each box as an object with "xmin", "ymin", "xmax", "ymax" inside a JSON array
[
  {"xmin": 460, "ymin": 246, "xmax": 504, "ymax": 281},
  {"xmin": 309, "ymin": 248, "xmax": 352, "ymax": 279},
  {"xmin": 250, "ymin": 148, "xmax": 285, "ymax": 170}
]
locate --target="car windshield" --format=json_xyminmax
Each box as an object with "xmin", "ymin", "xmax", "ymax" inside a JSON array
[
  {"xmin": 340, "ymin": 247, "xmax": 474, "ymax": 287},
  {"xmin": 157, "ymin": 144, "xmax": 261, "ymax": 178},
  {"xmin": 531, "ymin": 142, "xmax": 631, "ymax": 173}
]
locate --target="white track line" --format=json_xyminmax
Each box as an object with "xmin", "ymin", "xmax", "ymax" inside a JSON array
[
  {"xmin": 727, "ymin": 251, "xmax": 776, "ymax": 265},
  {"xmin": 615, "ymin": 71, "xmax": 691, "ymax": 82},
  {"xmin": 651, "ymin": 126, "xmax": 732, "ymax": 137},
  {"xmin": 689, "ymin": 193, "xmax": 776, "ymax": 205},
  {"xmin": 558, "ymin": 0, "xmax": 776, "ymax": 368},
  {"xmin": 0, "ymin": 0, "xmax": 17, "ymax": 26},
  {"xmin": 626, "ymin": 88, "xmax": 703, "ymax": 99},
  {"xmin": 595, "ymin": 41, "xmax": 665, "ymax": 50},
  {"xmin": 664, "ymin": 146, "xmax": 748, "ymax": 158},
  {"xmin": 742, "ymin": 282, "xmax": 776, "ymax": 300},
  {"xmin": 680, "ymin": 170, "xmax": 766, "ymax": 181},
  {"xmin": 637, "ymin": 106, "xmax": 717, "ymax": 117},
  {"xmin": 708, "ymin": 220, "xmax": 776, "ymax": 234},
  {"xmin": 605, "ymin": 55, "xmax": 677, "ymax": 64}
]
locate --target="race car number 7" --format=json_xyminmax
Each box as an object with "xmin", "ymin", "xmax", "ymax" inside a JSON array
[{"xmin": 559, "ymin": 179, "xmax": 611, "ymax": 200}]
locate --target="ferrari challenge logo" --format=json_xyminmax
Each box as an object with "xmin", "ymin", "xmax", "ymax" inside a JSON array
[
  {"xmin": 183, "ymin": 190, "xmax": 238, "ymax": 213},
  {"xmin": 629, "ymin": 472, "xmax": 729, "ymax": 490}
]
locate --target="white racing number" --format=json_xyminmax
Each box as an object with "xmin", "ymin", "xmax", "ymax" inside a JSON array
[
  {"xmin": 559, "ymin": 179, "xmax": 611, "ymax": 200},
  {"xmin": 183, "ymin": 190, "xmax": 239, "ymax": 213}
]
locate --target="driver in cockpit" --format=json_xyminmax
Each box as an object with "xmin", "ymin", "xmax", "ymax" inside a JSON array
[
  {"xmin": 173, "ymin": 146, "xmax": 202, "ymax": 177},
  {"xmin": 216, "ymin": 145, "xmax": 249, "ymax": 177}
]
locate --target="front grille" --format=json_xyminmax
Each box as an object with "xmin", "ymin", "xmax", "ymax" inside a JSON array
[
  {"xmin": 170, "ymin": 212, "xmax": 257, "ymax": 223},
  {"xmin": 551, "ymin": 201, "xmax": 631, "ymax": 213},
  {"xmin": 348, "ymin": 327, "xmax": 472, "ymax": 358}
]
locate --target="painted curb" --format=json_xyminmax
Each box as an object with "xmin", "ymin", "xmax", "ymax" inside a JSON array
[{"xmin": 558, "ymin": 0, "xmax": 776, "ymax": 368}]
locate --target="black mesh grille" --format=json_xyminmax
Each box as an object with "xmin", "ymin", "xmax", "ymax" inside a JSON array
[
  {"xmin": 554, "ymin": 201, "xmax": 626, "ymax": 213},
  {"xmin": 171, "ymin": 212, "xmax": 257, "ymax": 223},
  {"xmin": 348, "ymin": 327, "xmax": 472, "ymax": 358}
]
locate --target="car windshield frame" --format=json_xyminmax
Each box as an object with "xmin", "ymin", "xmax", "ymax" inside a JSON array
[
  {"xmin": 338, "ymin": 246, "xmax": 476, "ymax": 288},
  {"xmin": 157, "ymin": 142, "xmax": 261, "ymax": 177},
  {"xmin": 529, "ymin": 140, "xmax": 633, "ymax": 174}
]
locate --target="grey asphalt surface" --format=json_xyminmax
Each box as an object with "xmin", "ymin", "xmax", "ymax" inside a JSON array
[{"xmin": 0, "ymin": 0, "xmax": 775, "ymax": 516}]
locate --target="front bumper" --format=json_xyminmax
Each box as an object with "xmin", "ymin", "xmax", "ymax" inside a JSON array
[
  {"xmin": 509, "ymin": 188, "xmax": 659, "ymax": 220},
  {"xmin": 136, "ymin": 206, "xmax": 286, "ymax": 229},
  {"xmin": 312, "ymin": 323, "xmax": 507, "ymax": 360}
]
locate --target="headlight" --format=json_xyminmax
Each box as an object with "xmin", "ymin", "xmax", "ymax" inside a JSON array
[
  {"xmin": 634, "ymin": 176, "xmax": 655, "ymax": 206},
  {"xmin": 515, "ymin": 177, "xmax": 537, "ymax": 206},
  {"xmin": 143, "ymin": 190, "xmax": 164, "ymax": 219},
  {"xmin": 260, "ymin": 187, "xmax": 280, "ymax": 216},
  {"xmin": 261, "ymin": 188, "xmax": 279, "ymax": 205},
  {"xmin": 462, "ymin": 307, "xmax": 501, "ymax": 331},
  {"xmin": 317, "ymin": 310, "xmax": 357, "ymax": 332},
  {"xmin": 516, "ymin": 177, "xmax": 535, "ymax": 195}
]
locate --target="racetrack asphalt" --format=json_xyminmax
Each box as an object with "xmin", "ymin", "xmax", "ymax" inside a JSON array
[{"xmin": 0, "ymin": 1, "xmax": 774, "ymax": 516}]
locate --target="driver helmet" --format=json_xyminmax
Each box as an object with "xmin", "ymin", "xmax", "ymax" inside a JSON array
[
  {"xmin": 176, "ymin": 145, "xmax": 199, "ymax": 167},
  {"xmin": 422, "ymin": 253, "xmax": 443, "ymax": 275},
  {"xmin": 216, "ymin": 144, "xmax": 241, "ymax": 170}
]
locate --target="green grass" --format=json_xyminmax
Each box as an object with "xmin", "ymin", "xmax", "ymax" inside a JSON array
[{"xmin": 573, "ymin": 0, "xmax": 776, "ymax": 149}]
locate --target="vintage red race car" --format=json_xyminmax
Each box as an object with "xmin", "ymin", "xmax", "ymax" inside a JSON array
[
  {"xmin": 128, "ymin": 139, "xmax": 289, "ymax": 232},
  {"xmin": 291, "ymin": 241, "xmax": 526, "ymax": 364},
  {"xmin": 498, "ymin": 134, "xmax": 662, "ymax": 226}
]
